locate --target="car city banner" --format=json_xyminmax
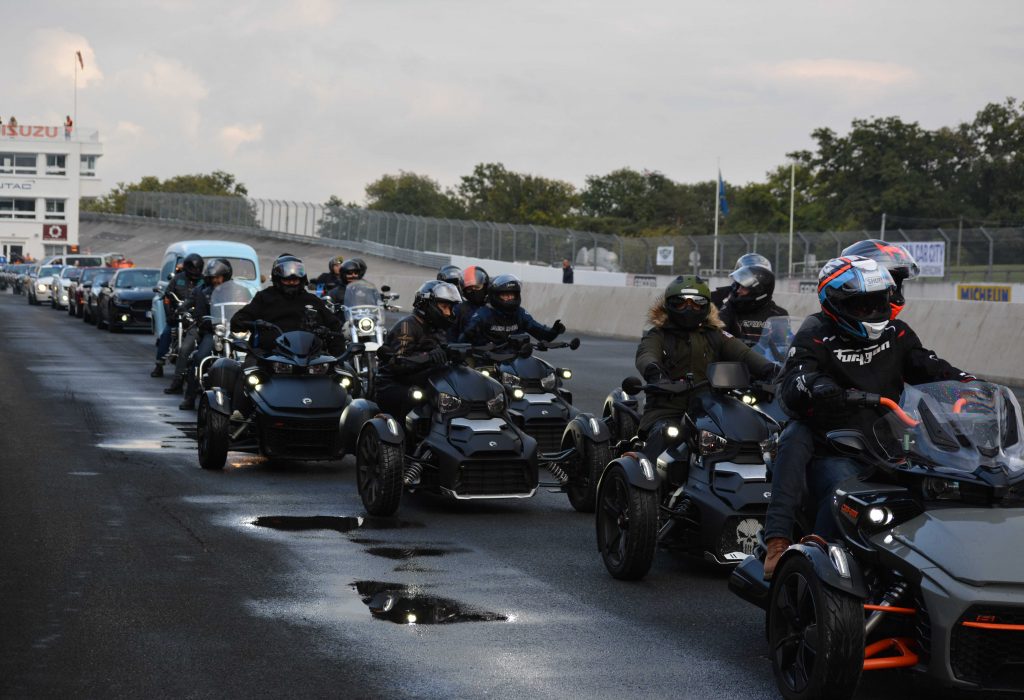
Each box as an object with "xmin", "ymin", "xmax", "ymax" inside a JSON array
[{"xmin": 901, "ymin": 241, "xmax": 945, "ymax": 277}]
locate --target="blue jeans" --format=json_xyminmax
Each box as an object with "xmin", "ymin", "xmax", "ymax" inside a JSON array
[
  {"xmin": 763, "ymin": 421, "xmax": 815, "ymax": 541},
  {"xmin": 806, "ymin": 454, "xmax": 873, "ymax": 539},
  {"xmin": 156, "ymin": 323, "xmax": 173, "ymax": 361}
]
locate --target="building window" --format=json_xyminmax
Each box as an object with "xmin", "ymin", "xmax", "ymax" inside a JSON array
[
  {"xmin": 0, "ymin": 152, "xmax": 38, "ymax": 175},
  {"xmin": 45, "ymin": 199, "xmax": 66, "ymax": 220},
  {"xmin": 81, "ymin": 154, "xmax": 97, "ymax": 176},
  {"xmin": 46, "ymin": 154, "xmax": 67, "ymax": 175},
  {"xmin": 0, "ymin": 198, "xmax": 37, "ymax": 219},
  {"xmin": 44, "ymin": 244, "xmax": 68, "ymax": 256}
]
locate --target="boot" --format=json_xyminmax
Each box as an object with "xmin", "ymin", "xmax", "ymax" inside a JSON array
[
  {"xmin": 150, "ymin": 363, "xmax": 164, "ymax": 378},
  {"xmin": 763, "ymin": 537, "xmax": 792, "ymax": 581},
  {"xmin": 164, "ymin": 375, "xmax": 184, "ymax": 394},
  {"xmin": 178, "ymin": 392, "xmax": 197, "ymax": 411}
]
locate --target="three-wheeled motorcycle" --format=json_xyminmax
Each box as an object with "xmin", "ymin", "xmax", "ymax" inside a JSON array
[{"xmin": 729, "ymin": 381, "xmax": 1024, "ymax": 698}]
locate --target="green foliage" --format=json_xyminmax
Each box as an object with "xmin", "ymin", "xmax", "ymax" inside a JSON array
[
  {"xmin": 364, "ymin": 171, "xmax": 463, "ymax": 218},
  {"xmin": 457, "ymin": 162, "xmax": 578, "ymax": 226},
  {"xmin": 83, "ymin": 170, "xmax": 249, "ymax": 215}
]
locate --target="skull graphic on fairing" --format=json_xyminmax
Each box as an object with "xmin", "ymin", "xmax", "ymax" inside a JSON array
[{"xmin": 735, "ymin": 518, "xmax": 763, "ymax": 555}]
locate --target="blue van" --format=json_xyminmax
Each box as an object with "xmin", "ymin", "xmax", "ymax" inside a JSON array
[{"xmin": 151, "ymin": 240, "xmax": 262, "ymax": 336}]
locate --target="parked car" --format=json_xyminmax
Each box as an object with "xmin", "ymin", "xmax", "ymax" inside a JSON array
[
  {"xmin": 27, "ymin": 265, "xmax": 62, "ymax": 306},
  {"xmin": 151, "ymin": 241, "xmax": 262, "ymax": 337},
  {"xmin": 96, "ymin": 268, "xmax": 161, "ymax": 332},
  {"xmin": 41, "ymin": 254, "xmax": 105, "ymax": 268},
  {"xmin": 83, "ymin": 268, "xmax": 117, "ymax": 324},
  {"xmin": 51, "ymin": 266, "xmax": 83, "ymax": 310},
  {"xmin": 68, "ymin": 267, "xmax": 108, "ymax": 317}
]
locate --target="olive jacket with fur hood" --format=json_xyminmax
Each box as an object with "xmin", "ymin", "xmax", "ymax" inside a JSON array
[{"xmin": 634, "ymin": 301, "xmax": 774, "ymax": 431}]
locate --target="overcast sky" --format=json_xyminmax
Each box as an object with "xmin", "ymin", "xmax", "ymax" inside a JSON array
[{"xmin": 3, "ymin": 1, "xmax": 1022, "ymax": 204}]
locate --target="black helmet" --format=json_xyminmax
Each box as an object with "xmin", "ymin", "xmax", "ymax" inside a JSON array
[
  {"xmin": 413, "ymin": 280, "xmax": 461, "ymax": 328},
  {"xmin": 664, "ymin": 275, "xmax": 712, "ymax": 330},
  {"xmin": 818, "ymin": 255, "xmax": 895, "ymax": 341},
  {"xmin": 840, "ymin": 239, "xmax": 919, "ymax": 316},
  {"xmin": 488, "ymin": 274, "xmax": 522, "ymax": 312},
  {"xmin": 437, "ymin": 264, "xmax": 462, "ymax": 286},
  {"xmin": 728, "ymin": 264, "xmax": 775, "ymax": 312},
  {"xmin": 272, "ymin": 254, "xmax": 307, "ymax": 296},
  {"xmin": 340, "ymin": 259, "xmax": 362, "ymax": 281},
  {"xmin": 350, "ymin": 258, "xmax": 367, "ymax": 280},
  {"xmin": 735, "ymin": 253, "xmax": 772, "ymax": 272},
  {"xmin": 460, "ymin": 265, "xmax": 490, "ymax": 306},
  {"xmin": 182, "ymin": 253, "xmax": 204, "ymax": 280},
  {"xmin": 328, "ymin": 255, "xmax": 344, "ymax": 276},
  {"xmin": 203, "ymin": 258, "xmax": 232, "ymax": 284}
]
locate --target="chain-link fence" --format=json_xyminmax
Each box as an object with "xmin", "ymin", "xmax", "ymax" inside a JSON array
[{"xmin": 125, "ymin": 192, "xmax": 1024, "ymax": 281}]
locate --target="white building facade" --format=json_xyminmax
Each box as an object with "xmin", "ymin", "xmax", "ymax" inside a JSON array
[{"xmin": 0, "ymin": 123, "xmax": 103, "ymax": 262}]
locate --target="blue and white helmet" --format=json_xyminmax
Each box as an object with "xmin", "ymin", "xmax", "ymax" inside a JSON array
[{"xmin": 818, "ymin": 255, "xmax": 895, "ymax": 341}]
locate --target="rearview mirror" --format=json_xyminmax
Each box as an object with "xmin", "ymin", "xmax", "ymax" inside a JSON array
[
  {"xmin": 381, "ymin": 285, "xmax": 391, "ymax": 292},
  {"xmin": 568, "ymin": 337, "xmax": 581, "ymax": 350},
  {"xmin": 621, "ymin": 376, "xmax": 644, "ymax": 396}
]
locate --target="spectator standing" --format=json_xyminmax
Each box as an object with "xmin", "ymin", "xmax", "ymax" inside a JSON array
[
  {"xmin": 562, "ymin": 258, "xmax": 574, "ymax": 284},
  {"xmin": 64, "ymin": 115, "xmax": 73, "ymax": 140},
  {"xmin": 8, "ymin": 116, "xmax": 17, "ymax": 127}
]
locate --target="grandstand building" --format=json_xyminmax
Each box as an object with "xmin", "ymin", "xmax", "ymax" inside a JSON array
[{"xmin": 0, "ymin": 123, "xmax": 103, "ymax": 261}]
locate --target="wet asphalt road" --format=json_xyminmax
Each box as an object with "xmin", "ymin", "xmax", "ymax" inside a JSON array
[{"xmin": 0, "ymin": 291, "xmax": 972, "ymax": 700}]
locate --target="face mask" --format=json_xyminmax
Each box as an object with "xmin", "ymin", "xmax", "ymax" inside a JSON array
[
  {"xmin": 862, "ymin": 320, "xmax": 889, "ymax": 340},
  {"xmin": 668, "ymin": 307, "xmax": 706, "ymax": 330}
]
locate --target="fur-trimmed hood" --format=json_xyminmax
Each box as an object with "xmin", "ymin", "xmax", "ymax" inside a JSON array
[{"xmin": 647, "ymin": 300, "xmax": 724, "ymax": 331}]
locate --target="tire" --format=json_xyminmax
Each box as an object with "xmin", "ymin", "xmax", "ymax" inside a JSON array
[
  {"xmin": 768, "ymin": 554, "xmax": 864, "ymax": 700},
  {"xmin": 197, "ymin": 398, "xmax": 229, "ymax": 470},
  {"xmin": 108, "ymin": 319, "xmax": 120, "ymax": 333},
  {"xmin": 356, "ymin": 428, "xmax": 403, "ymax": 516},
  {"xmin": 565, "ymin": 432, "xmax": 611, "ymax": 513},
  {"xmin": 83, "ymin": 307, "xmax": 92, "ymax": 324},
  {"xmin": 596, "ymin": 463, "xmax": 658, "ymax": 580},
  {"xmin": 616, "ymin": 412, "xmax": 639, "ymax": 444},
  {"xmin": 96, "ymin": 308, "xmax": 107, "ymax": 329}
]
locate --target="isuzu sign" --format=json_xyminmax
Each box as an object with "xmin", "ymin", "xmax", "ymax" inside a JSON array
[
  {"xmin": 43, "ymin": 224, "xmax": 68, "ymax": 241},
  {"xmin": 0, "ymin": 125, "xmax": 61, "ymax": 139}
]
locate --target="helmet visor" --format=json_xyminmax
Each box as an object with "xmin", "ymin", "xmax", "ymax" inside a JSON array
[
  {"xmin": 276, "ymin": 260, "xmax": 305, "ymax": 279},
  {"xmin": 840, "ymin": 290, "xmax": 890, "ymax": 321},
  {"xmin": 666, "ymin": 294, "xmax": 709, "ymax": 312},
  {"xmin": 729, "ymin": 267, "xmax": 758, "ymax": 288}
]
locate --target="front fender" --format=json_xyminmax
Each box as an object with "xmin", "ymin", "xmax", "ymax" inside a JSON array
[
  {"xmin": 203, "ymin": 388, "xmax": 231, "ymax": 416},
  {"xmin": 340, "ymin": 398, "xmax": 403, "ymax": 450},
  {"xmin": 563, "ymin": 412, "xmax": 611, "ymax": 446},
  {"xmin": 358, "ymin": 416, "xmax": 405, "ymax": 449},
  {"xmin": 596, "ymin": 453, "xmax": 660, "ymax": 493},
  {"xmin": 777, "ymin": 543, "xmax": 869, "ymax": 600}
]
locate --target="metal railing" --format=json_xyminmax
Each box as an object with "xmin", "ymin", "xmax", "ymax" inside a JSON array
[{"xmin": 124, "ymin": 192, "xmax": 1024, "ymax": 280}]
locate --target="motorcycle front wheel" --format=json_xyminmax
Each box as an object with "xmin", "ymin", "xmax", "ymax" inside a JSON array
[
  {"xmin": 596, "ymin": 463, "xmax": 657, "ymax": 580},
  {"xmin": 356, "ymin": 428, "xmax": 403, "ymax": 516}
]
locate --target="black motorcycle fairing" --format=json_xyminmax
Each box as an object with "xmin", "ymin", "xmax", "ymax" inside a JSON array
[
  {"xmin": 251, "ymin": 375, "xmax": 348, "ymax": 411},
  {"xmin": 205, "ymin": 357, "xmax": 242, "ymax": 396},
  {"xmin": 692, "ymin": 391, "xmax": 774, "ymax": 445},
  {"xmin": 268, "ymin": 330, "xmax": 326, "ymax": 366},
  {"xmin": 340, "ymin": 398, "xmax": 400, "ymax": 450},
  {"xmin": 498, "ymin": 354, "xmax": 556, "ymax": 382},
  {"xmin": 428, "ymin": 364, "xmax": 505, "ymax": 405}
]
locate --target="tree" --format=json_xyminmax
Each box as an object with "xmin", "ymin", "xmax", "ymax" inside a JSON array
[
  {"xmin": 364, "ymin": 171, "xmax": 464, "ymax": 218},
  {"xmin": 457, "ymin": 162, "xmax": 578, "ymax": 226}
]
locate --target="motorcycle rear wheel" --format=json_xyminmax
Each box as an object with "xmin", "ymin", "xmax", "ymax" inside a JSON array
[
  {"xmin": 197, "ymin": 398, "xmax": 230, "ymax": 470},
  {"xmin": 565, "ymin": 434, "xmax": 611, "ymax": 513},
  {"xmin": 356, "ymin": 429, "xmax": 403, "ymax": 516},
  {"xmin": 596, "ymin": 464, "xmax": 657, "ymax": 580}
]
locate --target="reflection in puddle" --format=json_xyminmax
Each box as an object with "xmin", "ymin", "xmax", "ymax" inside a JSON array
[
  {"xmin": 364, "ymin": 546, "xmax": 469, "ymax": 560},
  {"xmin": 253, "ymin": 515, "xmax": 426, "ymax": 534},
  {"xmin": 352, "ymin": 581, "xmax": 507, "ymax": 625},
  {"xmin": 97, "ymin": 439, "xmax": 193, "ymax": 451}
]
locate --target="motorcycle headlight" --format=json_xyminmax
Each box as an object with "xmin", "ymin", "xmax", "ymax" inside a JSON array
[
  {"xmin": 699, "ymin": 429, "xmax": 728, "ymax": 456},
  {"xmin": 922, "ymin": 477, "xmax": 962, "ymax": 501},
  {"xmin": 500, "ymin": 371, "xmax": 521, "ymax": 388},
  {"xmin": 335, "ymin": 373, "xmax": 354, "ymax": 389},
  {"xmin": 214, "ymin": 323, "xmax": 227, "ymax": 338},
  {"xmin": 357, "ymin": 317, "xmax": 375, "ymax": 334},
  {"xmin": 540, "ymin": 373, "xmax": 557, "ymax": 391},
  {"xmin": 559, "ymin": 368, "xmax": 572, "ymax": 380},
  {"xmin": 271, "ymin": 362, "xmax": 293, "ymax": 374},
  {"xmin": 436, "ymin": 392, "xmax": 462, "ymax": 414},
  {"xmin": 741, "ymin": 393, "xmax": 757, "ymax": 405},
  {"xmin": 487, "ymin": 392, "xmax": 506, "ymax": 416},
  {"xmin": 308, "ymin": 363, "xmax": 330, "ymax": 375}
]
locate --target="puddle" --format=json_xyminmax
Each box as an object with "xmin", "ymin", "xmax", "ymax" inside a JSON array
[
  {"xmin": 364, "ymin": 546, "xmax": 469, "ymax": 560},
  {"xmin": 97, "ymin": 439, "xmax": 193, "ymax": 452},
  {"xmin": 253, "ymin": 515, "xmax": 425, "ymax": 534},
  {"xmin": 68, "ymin": 471, "xmax": 100, "ymax": 476},
  {"xmin": 352, "ymin": 581, "xmax": 507, "ymax": 625}
]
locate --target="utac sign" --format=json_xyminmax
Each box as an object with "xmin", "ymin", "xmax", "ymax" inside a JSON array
[{"xmin": 43, "ymin": 224, "xmax": 68, "ymax": 241}]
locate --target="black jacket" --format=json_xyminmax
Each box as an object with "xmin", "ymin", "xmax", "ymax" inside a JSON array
[
  {"xmin": 781, "ymin": 313, "xmax": 968, "ymax": 440},
  {"xmin": 180, "ymin": 283, "xmax": 213, "ymax": 332},
  {"xmin": 313, "ymin": 272, "xmax": 345, "ymax": 293},
  {"xmin": 231, "ymin": 286, "xmax": 343, "ymax": 353},
  {"xmin": 164, "ymin": 271, "xmax": 200, "ymax": 315},
  {"xmin": 377, "ymin": 314, "xmax": 447, "ymax": 385},
  {"xmin": 448, "ymin": 301, "xmax": 482, "ymax": 342},
  {"xmin": 458, "ymin": 305, "xmax": 559, "ymax": 346},
  {"xmin": 719, "ymin": 300, "xmax": 790, "ymax": 346}
]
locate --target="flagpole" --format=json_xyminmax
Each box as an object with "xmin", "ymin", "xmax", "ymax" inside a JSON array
[
  {"xmin": 73, "ymin": 53, "xmax": 78, "ymax": 127},
  {"xmin": 788, "ymin": 161, "xmax": 795, "ymax": 278},
  {"xmin": 713, "ymin": 161, "xmax": 720, "ymax": 275}
]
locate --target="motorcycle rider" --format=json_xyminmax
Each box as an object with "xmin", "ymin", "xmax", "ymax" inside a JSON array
[
  {"xmin": 326, "ymin": 259, "xmax": 366, "ymax": 305},
  {"xmin": 636, "ymin": 275, "xmax": 776, "ymax": 457},
  {"xmin": 761, "ymin": 255, "xmax": 973, "ymax": 578},
  {"xmin": 373, "ymin": 280, "xmax": 461, "ymax": 420},
  {"xmin": 177, "ymin": 258, "xmax": 232, "ymax": 410},
  {"xmin": 449, "ymin": 265, "xmax": 489, "ymax": 341},
  {"xmin": 459, "ymin": 274, "xmax": 565, "ymax": 346},
  {"xmin": 312, "ymin": 255, "xmax": 345, "ymax": 295},
  {"xmin": 152, "ymin": 253, "xmax": 203, "ymax": 380},
  {"xmin": 437, "ymin": 264, "xmax": 462, "ymax": 287},
  {"xmin": 350, "ymin": 258, "xmax": 368, "ymax": 280},
  {"xmin": 840, "ymin": 239, "xmax": 920, "ymax": 318},
  {"xmin": 711, "ymin": 253, "xmax": 772, "ymax": 309},
  {"xmin": 718, "ymin": 263, "xmax": 789, "ymax": 345}
]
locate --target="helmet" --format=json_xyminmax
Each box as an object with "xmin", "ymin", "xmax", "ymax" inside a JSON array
[
  {"xmin": 840, "ymin": 239, "xmax": 920, "ymax": 317},
  {"xmin": 328, "ymin": 255, "xmax": 344, "ymax": 275},
  {"xmin": 272, "ymin": 254, "xmax": 307, "ymax": 296},
  {"xmin": 413, "ymin": 280, "xmax": 461, "ymax": 328},
  {"xmin": 340, "ymin": 259, "xmax": 361, "ymax": 281},
  {"xmin": 350, "ymin": 258, "xmax": 367, "ymax": 280},
  {"xmin": 182, "ymin": 253, "xmax": 204, "ymax": 280},
  {"xmin": 437, "ymin": 264, "xmax": 462, "ymax": 286},
  {"xmin": 460, "ymin": 265, "xmax": 490, "ymax": 306},
  {"xmin": 488, "ymin": 274, "xmax": 522, "ymax": 312},
  {"xmin": 202, "ymin": 258, "xmax": 232, "ymax": 284},
  {"xmin": 728, "ymin": 264, "xmax": 775, "ymax": 312},
  {"xmin": 664, "ymin": 275, "xmax": 712, "ymax": 330},
  {"xmin": 735, "ymin": 253, "xmax": 772, "ymax": 272},
  {"xmin": 818, "ymin": 255, "xmax": 895, "ymax": 341}
]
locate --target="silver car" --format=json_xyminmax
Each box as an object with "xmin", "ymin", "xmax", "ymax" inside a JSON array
[{"xmin": 27, "ymin": 265, "xmax": 61, "ymax": 305}]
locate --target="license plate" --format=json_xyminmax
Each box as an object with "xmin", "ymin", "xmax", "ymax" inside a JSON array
[{"xmin": 145, "ymin": 311, "xmax": 152, "ymax": 319}]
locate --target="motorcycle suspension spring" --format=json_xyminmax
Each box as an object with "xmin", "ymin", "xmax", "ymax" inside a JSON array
[
  {"xmin": 547, "ymin": 463, "xmax": 569, "ymax": 484},
  {"xmin": 403, "ymin": 462, "xmax": 423, "ymax": 486},
  {"xmin": 865, "ymin": 580, "xmax": 910, "ymax": 636}
]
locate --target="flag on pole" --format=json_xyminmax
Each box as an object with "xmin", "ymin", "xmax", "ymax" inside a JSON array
[
  {"xmin": 76, "ymin": 51, "xmax": 84, "ymax": 69},
  {"xmin": 718, "ymin": 170, "xmax": 729, "ymax": 216}
]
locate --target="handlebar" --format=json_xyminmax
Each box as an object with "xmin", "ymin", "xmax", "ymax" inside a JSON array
[{"xmin": 844, "ymin": 389, "xmax": 919, "ymax": 427}]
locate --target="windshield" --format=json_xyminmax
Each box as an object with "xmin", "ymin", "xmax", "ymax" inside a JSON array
[
  {"xmin": 115, "ymin": 270, "xmax": 159, "ymax": 288},
  {"xmin": 61, "ymin": 268, "xmax": 82, "ymax": 280},
  {"xmin": 752, "ymin": 315, "xmax": 799, "ymax": 365},
  {"xmin": 67, "ymin": 257, "xmax": 103, "ymax": 267},
  {"xmin": 872, "ymin": 381, "xmax": 1024, "ymax": 474},
  {"xmin": 38, "ymin": 266, "xmax": 60, "ymax": 276},
  {"xmin": 344, "ymin": 280, "xmax": 382, "ymax": 307},
  {"xmin": 210, "ymin": 280, "xmax": 253, "ymax": 324},
  {"xmin": 80, "ymin": 268, "xmax": 104, "ymax": 283},
  {"xmin": 220, "ymin": 257, "xmax": 257, "ymax": 281}
]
